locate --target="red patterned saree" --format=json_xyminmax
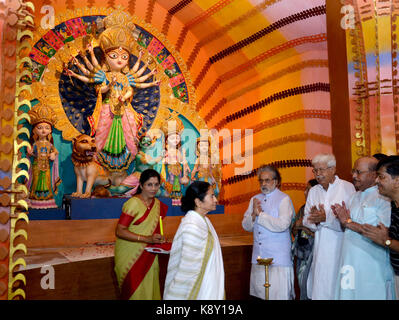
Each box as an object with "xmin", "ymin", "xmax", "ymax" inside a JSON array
[{"xmin": 114, "ymin": 196, "xmax": 168, "ymax": 300}]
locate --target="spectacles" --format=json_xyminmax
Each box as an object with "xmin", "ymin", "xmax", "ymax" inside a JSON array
[
  {"xmin": 259, "ymin": 178, "xmax": 276, "ymax": 184},
  {"xmin": 312, "ymin": 167, "xmax": 332, "ymax": 174},
  {"xmin": 351, "ymin": 169, "xmax": 370, "ymax": 175}
]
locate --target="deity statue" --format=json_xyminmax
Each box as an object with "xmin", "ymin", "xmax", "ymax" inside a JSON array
[
  {"xmin": 190, "ymin": 136, "xmax": 220, "ymax": 198},
  {"xmin": 65, "ymin": 10, "xmax": 160, "ymax": 190},
  {"xmin": 134, "ymin": 135, "xmax": 163, "ymax": 174},
  {"xmin": 159, "ymin": 112, "xmax": 190, "ymax": 206},
  {"xmin": 107, "ymin": 134, "xmax": 162, "ymax": 196},
  {"xmin": 27, "ymin": 104, "xmax": 62, "ymax": 209}
]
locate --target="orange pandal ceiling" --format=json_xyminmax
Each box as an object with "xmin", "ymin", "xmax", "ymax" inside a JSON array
[
  {"xmin": 28, "ymin": 0, "xmax": 331, "ymax": 213},
  {"xmin": 159, "ymin": 0, "xmax": 331, "ymax": 213}
]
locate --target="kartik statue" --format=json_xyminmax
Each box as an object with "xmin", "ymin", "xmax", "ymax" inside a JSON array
[
  {"xmin": 191, "ymin": 136, "xmax": 220, "ymax": 198},
  {"xmin": 159, "ymin": 112, "xmax": 190, "ymax": 206}
]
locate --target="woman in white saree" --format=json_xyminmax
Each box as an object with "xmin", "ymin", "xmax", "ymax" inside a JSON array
[{"xmin": 163, "ymin": 181, "xmax": 225, "ymax": 300}]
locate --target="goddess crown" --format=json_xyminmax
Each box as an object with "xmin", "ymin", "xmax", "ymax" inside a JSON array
[
  {"xmin": 99, "ymin": 10, "xmax": 136, "ymax": 53},
  {"xmin": 28, "ymin": 104, "xmax": 57, "ymax": 127},
  {"xmin": 160, "ymin": 111, "xmax": 185, "ymax": 136}
]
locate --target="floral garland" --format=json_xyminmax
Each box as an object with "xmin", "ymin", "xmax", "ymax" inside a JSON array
[
  {"xmin": 175, "ymin": 0, "xmax": 234, "ymax": 51},
  {"xmin": 145, "ymin": 0, "xmax": 157, "ymax": 23},
  {"xmin": 201, "ymin": 59, "xmax": 328, "ymax": 118},
  {"xmin": 221, "ymin": 133, "xmax": 331, "ymax": 166},
  {"xmin": 161, "ymin": 0, "xmax": 194, "ymax": 35},
  {"xmin": 186, "ymin": 0, "xmax": 283, "ymax": 68},
  {"xmin": 219, "ymin": 183, "xmax": 307, "ymax": 206},
  {"xmin": 194, "ymin": 33, "xmax": 327, "ymax": 97},
  {"xmin": 218, "ymin": 109, "xmax": 331, "ymax": 149},
  {"xmin": 209, "ymin": 5, "xmax": 326, "ymax": 64},
  {"xmin": 214, "ymin": 83, "xmax": 330, "ymax": 129},
  {"xmin": 221, "ymin": 159, "xmax": 312, "ymax": 185}
]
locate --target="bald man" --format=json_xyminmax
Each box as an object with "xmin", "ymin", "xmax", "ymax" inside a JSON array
[{"xmin": 332, "ymin": 157, "xmax": 395, "ymax": 300}]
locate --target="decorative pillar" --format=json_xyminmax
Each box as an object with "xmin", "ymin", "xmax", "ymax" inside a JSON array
[
  {"xmin": 326, "ymin": 0, "xmax": 353, "ymax": 181},
  {"xmin": 0, "ymin": 0, "xmax": 34, "ymax": 300}
]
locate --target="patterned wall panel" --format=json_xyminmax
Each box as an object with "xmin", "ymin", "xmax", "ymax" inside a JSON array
[{"xmin": 345, "ymin": 0, "xmax": 398, "ymax": 159}]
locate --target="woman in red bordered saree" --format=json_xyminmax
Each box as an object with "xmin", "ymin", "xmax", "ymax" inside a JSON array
[{"xmin": 114, "ymin": 169, "xmax": 168, "ymax": 300}]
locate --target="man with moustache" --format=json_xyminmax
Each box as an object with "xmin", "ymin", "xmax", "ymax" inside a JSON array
[
  {"xmin": 242, "ymin": 165, "xmax": 295, "ymax": 300},
  {"xmin": 303, "ymin": 153, "xmax": 355, "ymax": 300},
  {"xmin": 361, "ymin": 155, "xmax": 399, "ymax": 299},
  {"xmin": 332, "ymin": 156, "xmax": 394, "ymax": 300}
]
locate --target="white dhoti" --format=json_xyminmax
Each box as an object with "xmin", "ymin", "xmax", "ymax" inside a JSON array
[{"xmin": 250, "ymin": 264, "xmax": 294, "ymax": 300}]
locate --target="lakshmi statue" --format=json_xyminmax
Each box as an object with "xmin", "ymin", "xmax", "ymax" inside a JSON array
[
  {"xmin": 159, "ymin": 112, "xmax": 190, "ymax": 206},
  {"xmin": 27, "ymin": 104, "xmax": 62, "ymax": 209},
  {"xmin": 190, "ymin": 136, "xmax": 220, "ymax": 198},
  {"xmin": 65, "ymin": 10, "xmax": 160, "ymax": 188}
]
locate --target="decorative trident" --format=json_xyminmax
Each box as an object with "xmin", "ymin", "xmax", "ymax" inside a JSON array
[{"xmin": 257, "ymin": 257, "xmax": 273, "ymax": 300}]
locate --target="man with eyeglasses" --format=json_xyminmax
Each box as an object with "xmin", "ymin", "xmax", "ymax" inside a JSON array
[
  {"xmin": 303, "ymin": 153, "xmax": 355, "ymax": 300},
  {"xmin": 242, "ymin": 165, "xmax": 295, "ymax": 300},
  {"xmin": 360, "ymin": 155, "xmax": 399, "ymax": 299},
  {"xmin": 332, "ymin": 156, "xmax": 394, "ymax": 299}
]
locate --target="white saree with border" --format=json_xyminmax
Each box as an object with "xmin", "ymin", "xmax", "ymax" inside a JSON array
[{"xmin": 163, "ymin": 210, "xmax": 225, "ymax": 300}]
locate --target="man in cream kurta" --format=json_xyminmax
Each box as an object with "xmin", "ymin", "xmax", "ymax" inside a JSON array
[
  {"xmin": 163, "ymin": 209, "xmax": 224, "ymax": 300},
  {"xmin": 242, "ymin": 165, "xmax": 295, "ymax": 300},
  {"xmin": 333, "ymin": 157, "xmax": 395, "ymax": 299},
  {"xmin": 303, "ymin": 154, "xmax": 355, "ymax": 300}
]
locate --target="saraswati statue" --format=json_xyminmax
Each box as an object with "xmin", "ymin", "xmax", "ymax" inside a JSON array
[{"xmin": 65, "ymin": 10, "xmax": 160, "ymax": 192}]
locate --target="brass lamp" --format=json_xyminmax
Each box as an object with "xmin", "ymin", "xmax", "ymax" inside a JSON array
[{"xmin": 256, "ymin": 257, "xmax": 273, "ymax": 300}]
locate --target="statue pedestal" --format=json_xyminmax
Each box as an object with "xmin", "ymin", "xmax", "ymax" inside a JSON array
[
  {"xmin": 28, "ymin": 195, "xmax": 225, "ymax": 220},
  {"xmin": 16, "ymin": 234, "xmax": 252, "ymax": 299}
]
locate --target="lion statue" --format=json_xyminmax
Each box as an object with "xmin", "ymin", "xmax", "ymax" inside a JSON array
[{"xmin": 71, "ymin": 134, "xmax": 111, "ymax": 198}]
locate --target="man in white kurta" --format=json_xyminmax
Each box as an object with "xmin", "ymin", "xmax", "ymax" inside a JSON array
[
  {"xmin": 303, "ymin": 154, "xmax": 355, "ymax": 300},
  {"xmin": 242, "ymin": 166, "xmax": 295, "ymax": 300},
  {"xmin": 332, "ymin": 157, "xmax": 395, "ymax": 300},
  {"xmin": 163, "ymin": 209, "xmax": 224, "ymax": 300}
]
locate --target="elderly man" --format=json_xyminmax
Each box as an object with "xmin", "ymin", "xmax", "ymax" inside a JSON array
[
  {"xmin": 332, "ymin": 156, "xmax": 394, "ymax": 299},
  {"xmin": 303, "ymin": 153, "xmax": 355, "ymax": 300},
  {"xmin": 361, "ymin": 155, "xmax": 399, "ymax": 299},
  {"xmin": 242, "ymin": 165, "xmax": 295, "ymax": 300}
]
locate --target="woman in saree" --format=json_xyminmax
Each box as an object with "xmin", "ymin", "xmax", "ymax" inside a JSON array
[
  {"xmin": 114, "ymin": 169, "xmax": 168, "ymax": 300},
  {"xmin": 291, "ymin": 178, "xmax": 317, "ymax": 300},
  {"xmin": 163, "ymin": 181, "xmax": 225, "ymax": 300}
]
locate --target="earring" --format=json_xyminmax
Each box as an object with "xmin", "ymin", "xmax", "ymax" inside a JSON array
[
  {"xmin": 122, "ymin": 65, "xmax": 129, "ymax": 74},
  {"xmin": 102, "ymin": 63, "xmax": 110, "ymax": 72}
]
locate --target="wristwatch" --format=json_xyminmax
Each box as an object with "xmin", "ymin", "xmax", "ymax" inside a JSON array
[{"xmin": 385, "ymin": 238, "xmax": 392, "ymax": 247}]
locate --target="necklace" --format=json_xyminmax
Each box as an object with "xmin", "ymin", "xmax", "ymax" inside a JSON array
[{"xmin": 140, "ymin": 195, "xmax": 152, "ymax": 209}]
